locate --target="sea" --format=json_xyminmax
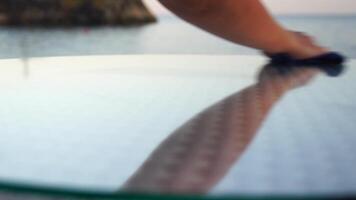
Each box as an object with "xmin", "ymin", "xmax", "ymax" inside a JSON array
[{"xmin": 0, "ymin": 15, "xmax": 355, "ymax": 59}]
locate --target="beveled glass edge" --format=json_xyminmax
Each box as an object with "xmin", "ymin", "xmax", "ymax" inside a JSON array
[{"xmin": 0, "ymin": 179, "xmax": 354, "ymax": 200}]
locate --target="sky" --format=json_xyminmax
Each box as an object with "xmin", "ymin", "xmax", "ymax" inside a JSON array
[{"xmin": 144, "ymin": 0, "xmax": 356, "ymax": 15}]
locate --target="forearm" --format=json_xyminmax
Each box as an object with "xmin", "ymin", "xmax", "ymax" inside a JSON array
[{"xmin": 159, "ymin": 0, "xmax": 298, "ymax": 54}]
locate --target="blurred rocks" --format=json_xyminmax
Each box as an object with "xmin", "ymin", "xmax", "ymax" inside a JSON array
[{"xmin": 0, "ymin": 0, "xmax": 157, "ymax": 26}]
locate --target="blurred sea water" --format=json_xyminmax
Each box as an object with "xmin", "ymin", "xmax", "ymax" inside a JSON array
[{"xmin": 0, "ymin": 15, "xmax": 355, "ymax": 58}]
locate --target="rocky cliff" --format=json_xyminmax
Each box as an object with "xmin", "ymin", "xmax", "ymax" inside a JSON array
[{"xmin": 0, "ymin": 0, "xmax": 156, "ymax": 26}]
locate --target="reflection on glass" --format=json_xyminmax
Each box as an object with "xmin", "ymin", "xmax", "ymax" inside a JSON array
[
  {"xmin": 123, "ymin": 64, "xmax": 344, "ymax": 194},
  {"xmin": 0, "ymin": 62, "xmax": 347, "ymax": 199}
]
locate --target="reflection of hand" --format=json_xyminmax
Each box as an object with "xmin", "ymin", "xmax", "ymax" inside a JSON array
[
  {"xmin": 258, "ymin": 64, "xmax": 319, "ymax": 91},
  {"xmin": 123, "ymin": 64, "xmax": 321, "ymax": 194}
]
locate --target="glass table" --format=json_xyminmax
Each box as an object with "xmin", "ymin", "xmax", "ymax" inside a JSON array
[{"xmin": 0, "ymin": 55, "xmax": 355, "ymax": 199}]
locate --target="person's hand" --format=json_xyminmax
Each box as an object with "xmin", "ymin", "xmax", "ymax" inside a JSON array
[
  {"xmin": 285, "ymin": 31, "xmax": 329, "ymax": 59},
  {"xmin": 292, "ymin": 31, "xmax": 329, "ymax": 54},
  {"xmin": 263, "ymin": 31, "xmax": 328, "ymax": 59}
]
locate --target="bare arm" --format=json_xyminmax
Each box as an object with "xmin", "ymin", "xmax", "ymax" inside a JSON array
[{"xmin": 158, "ymin": 0, "xmax": 324, "ymax": 58}]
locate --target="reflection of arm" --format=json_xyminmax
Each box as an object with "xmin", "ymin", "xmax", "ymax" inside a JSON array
[{"xmin": 123, "ymin": 66, "xmax": 319, "ymax": 194}]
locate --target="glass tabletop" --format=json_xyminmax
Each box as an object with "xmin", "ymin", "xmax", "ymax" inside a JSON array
[{"xmin": 0, "ymin": 55, "xmax": 355, "ymax": 199}]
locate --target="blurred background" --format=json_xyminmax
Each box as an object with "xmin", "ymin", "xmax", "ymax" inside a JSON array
[{"xmin": 0, "ymin": 0, "xmax": 355, "ymax": 58}]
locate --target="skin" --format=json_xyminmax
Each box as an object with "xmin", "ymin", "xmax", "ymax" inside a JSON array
[
  {"xmin": 158, "ymin": 0, "xmax": 327, "ymax": 59},
  {"xmin": 123, "ymin": 65, "xmax": 320, "ymax": 194}
]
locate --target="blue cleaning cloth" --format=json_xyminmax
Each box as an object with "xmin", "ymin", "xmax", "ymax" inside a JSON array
[
  {"xmin": 271, "ymin": 63, "xmax": 345, "ymax": 77},
  {"xmin": 269, "ymin": 52, "xmax": 346, "ymax": 66}
]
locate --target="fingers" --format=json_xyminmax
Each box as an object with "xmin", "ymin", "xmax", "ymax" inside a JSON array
[{"xmin": 291, "ymin": 31, "xmax": 329, "ymax": 53}]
